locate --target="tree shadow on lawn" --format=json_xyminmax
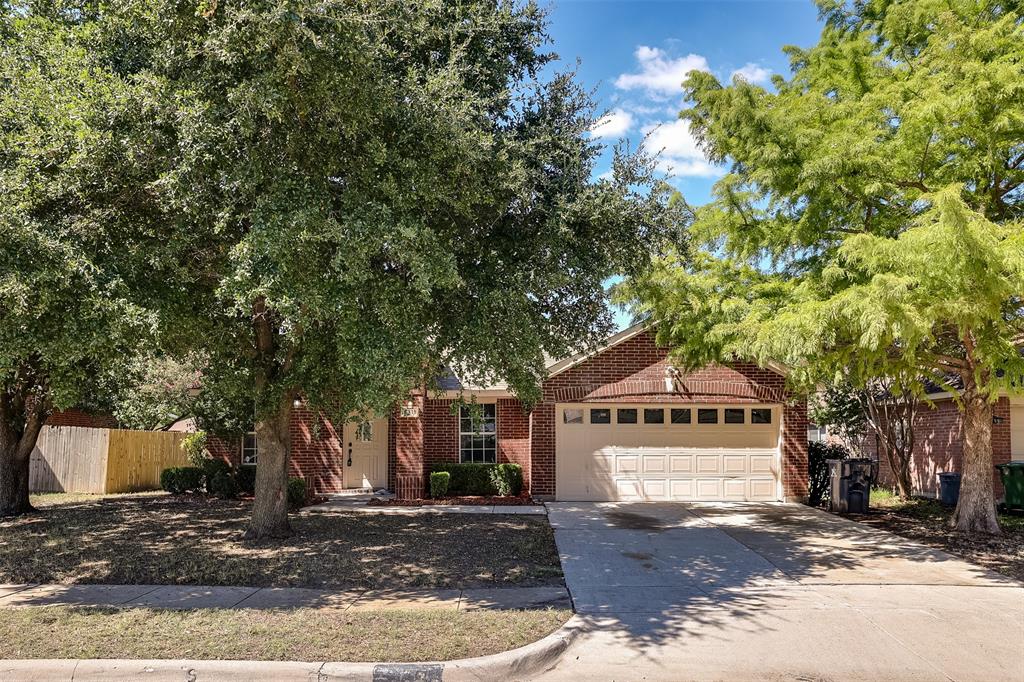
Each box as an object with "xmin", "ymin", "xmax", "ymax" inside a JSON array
[
  {"xmin": 0, "ymin": 496, "xmax": 562, "ymax": 590},
  {"xmin": 551, "ymin": 501, "xmax": 1018, "ymax": 654}
]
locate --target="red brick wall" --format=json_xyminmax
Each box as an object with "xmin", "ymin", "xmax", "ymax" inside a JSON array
[
  {"xmin": 289, "ymin": 406, "xmax": 345, "ymax": 494},
  {"xmin": 531, "ymin": 330, "xmax": 805, "ymax": 499},
  {"xmin": 393, "ymin": 394, "xmax": 425, "ymax": 499},
  {"xmin": 45, "ymin": 409, "xmax": 118, "ymax": 429},
  {"xmin": 875, "ymin": 396, "xmax": 1011, "ymax": 499},
  {"xmin": 498, "ymin": 398, "xmax": 532, "ymax": 491}
]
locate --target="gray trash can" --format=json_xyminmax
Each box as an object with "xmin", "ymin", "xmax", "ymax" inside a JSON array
[
  {"xmin": 828, "ymin": 459, "xmax": 876, "ymax": 514},
  {"xmin": 938, "ymin": 472, "xmax": 961, "ymax": 506}
]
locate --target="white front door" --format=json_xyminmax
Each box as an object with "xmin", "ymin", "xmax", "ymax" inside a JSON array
[{"xmin": 342, "ymin": 417, "xmax": 388, "ymax": 490}]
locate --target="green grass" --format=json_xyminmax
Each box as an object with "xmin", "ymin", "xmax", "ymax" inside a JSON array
[
  {"xmin": 0, "ymin": 606, "xmax": 571, "ymax": 662},
  {"xmin": 1, "ymin": 496, "xmax": 563, "ymax": 589}
]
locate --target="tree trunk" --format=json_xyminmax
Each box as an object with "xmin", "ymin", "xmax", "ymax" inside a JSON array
[
  {"xmin": 887, "ymin": 445, "xmax": 913, "ymax": 500},
  {"xmin": 951, "ymin": 381, "xmax": 1000, "ymax": 534},
  {"xmin": 0, "ymin": 398, "xmax": 46, "ymax": 518},
  {"xmin": 244, "ymin": 396, "xmax": 293, "ymax": 540}
]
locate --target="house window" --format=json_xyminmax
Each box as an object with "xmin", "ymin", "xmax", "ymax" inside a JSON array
[
  {"xmin": 617, "ymin": 408, "xmax": 637, "ymax": 424},
  {"xmin": 356, "ymin": 421, "xmax": 373, "ymax": 442},
  {"xmin": 725, "ymin": 408, "xmax": 745, "ymax": 424},
  {"xmin": 241, "ymin": 432, "xmax": 258, "ymax": 465},
  {"xmin": 590, "ymin": 408, "xmax": 611, "ymax": 424},
  {"xmin": 563, "ymin": 408, "xmax": 583, "ymax": 424},
  {"xmin": 671, "ymin": 408, "xmax": 691, "ymax": 424},
  {"xmin": 459, "ymin": 404, "xmax": 496, "ymax": 463},
  {"xmin": 752, "ymin": 408, "xmax": 772, "ymax": 424},
  {"xmin": 644, "ymin": 408, "xmax": 665, "ymax": 424},
  {"xmin": 698, "ymin": 408, "xmax": 719, "ymax": 424}
]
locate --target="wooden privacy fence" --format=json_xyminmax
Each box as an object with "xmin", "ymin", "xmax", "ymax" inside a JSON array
[{"xmin": 30, "ymin": 426, "xmax": 189, "ymax": 494}]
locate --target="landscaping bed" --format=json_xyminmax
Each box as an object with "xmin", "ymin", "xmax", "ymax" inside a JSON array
[
  {"xmin": 849, "ymin": 490, "xmax": 1024, "ymax": 583},
  {"xmin": 2, "ymin": 494, "xmax": 563, "ymax": 589},
  {"xmin": 369, "ymin": 495, "xmax": 536, "ymax": 507},
  {"xmin": 0, "ymin": 606, "xmax": 571, "ymax": 662}
]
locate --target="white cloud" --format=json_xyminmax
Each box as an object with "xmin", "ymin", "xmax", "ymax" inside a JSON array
[
  {"xmin": 589, "ymin": 109, "xmax": 634, "ymax": 139},
  {"xmin": 641, "ymin": 118, "xmax": 722, "ymax": 178},
  {"xmin": 614, "ymin": 46, "xmax": 710, "ymax": 97},
  {"xmin": 731, "ymin": 63, "xmax": 772, "ymax": 84}
]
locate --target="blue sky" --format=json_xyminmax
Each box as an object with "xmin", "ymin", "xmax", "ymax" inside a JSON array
[
  {"xmin": 546, "ymin": 0, "xmax": 822, "ymax": 205},
  {"xmin": 543, "ymin": 0, "xmax": 824, "ymax": 326}
]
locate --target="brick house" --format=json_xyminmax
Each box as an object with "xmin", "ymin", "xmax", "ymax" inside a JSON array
[
  {"xmin": 873, "ymin": 392, "xmax": 1022, "ymax": 499},
  {"xmin": 206, "ymin": 324, "xmax": 810, "ymax": 502}
]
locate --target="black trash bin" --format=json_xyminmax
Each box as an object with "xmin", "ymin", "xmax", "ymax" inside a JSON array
[
  {"xmin": 828, "ymin": 459, "xmax": 876, "ymax": 514},
  {"xmin": 938, "ymin": 472, "xmax": 961, "ymax": 506}
]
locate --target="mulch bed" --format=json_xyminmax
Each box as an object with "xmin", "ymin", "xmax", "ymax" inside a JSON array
[
  {"xmin": 368, "ymin": 495, "xmax": 537, "ymax": 507},
  {"xmin": 849, "ymin": 500, "xmax": 1024, "ymax": 583}
]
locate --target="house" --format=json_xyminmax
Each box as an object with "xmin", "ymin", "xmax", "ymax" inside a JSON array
[
  {"xmin": 208, "ymin": 324, "xmax": 810, "ymax": 502},
  {"xmin": 872, "ymin": 387, "xmax": 1022, "ymax": 499}
]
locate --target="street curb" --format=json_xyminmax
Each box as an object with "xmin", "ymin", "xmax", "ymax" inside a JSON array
[{"xmin": 0, "ymin": 615, "xmax": 585, "ymax": 682}]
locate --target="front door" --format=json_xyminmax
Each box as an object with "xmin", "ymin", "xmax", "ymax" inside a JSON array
[{"xmin": 342, "ymin": 417, "xmax": 389, "ymax": 490}]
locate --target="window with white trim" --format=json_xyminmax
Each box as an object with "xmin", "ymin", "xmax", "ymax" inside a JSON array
[
  {"xmin": 241, "ymin": 432, "xmax": 258, "ymax": 465},
  {"xmin": 459, "ymin": 404, "xmax": 496, "ymax": 463}
]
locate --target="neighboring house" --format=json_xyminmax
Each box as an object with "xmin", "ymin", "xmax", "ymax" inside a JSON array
[
  {"xmin": 45, "ymin": 408, "xmax": 119, "ymax": 429},
  {"xmin": 204, "ymin": 324, "xmax": 810, "ymax": 502},
  {"xmin": 871, "ymin": 389, "xmax": 1021, "ymax": 499}
]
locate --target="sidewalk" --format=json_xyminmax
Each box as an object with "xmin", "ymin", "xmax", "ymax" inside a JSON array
[
  {"xmin": 0, "ymin": 582, "xmax": 570, "ymax": 611},
  {"xmin": 304, "ymin": 493, "xmax": 547, "ymax": 515}
]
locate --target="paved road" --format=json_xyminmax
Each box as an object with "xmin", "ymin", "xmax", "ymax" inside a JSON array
[{"xmin": 539, "ymin": 502, "xmax": 1024, "ymax": 682}]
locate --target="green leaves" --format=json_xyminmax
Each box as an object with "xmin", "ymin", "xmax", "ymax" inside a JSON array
[{"xmin": 626, "ymin": 0, "xmax": 1024, "ymax": 400}]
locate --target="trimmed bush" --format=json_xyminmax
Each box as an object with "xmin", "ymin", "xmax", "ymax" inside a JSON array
[
  {"xmin": 208, "ymin": 471, "xmax": 240, "ymax": 499},
  {"xmin": 236, "ymin": 465, "xmax": 257, "ymax": 495},
  {"xmin": 808, "ymin": 441, "xmax": 852, "ymax": 507},
  {"xmin": 490, "ymin": 463, "xmax": 523, "ymax": 496},
  {"xmin": 200, "ymin": 458, "xmax": 231, "ymax": 485},
  {"xmin": 430, "ymin": 462, "xmax": 523, "ymax": 496},
  {"xmin": 429, "ymin": 471, "xmax": 451, "ymax": 498},
  {"xmin": 160, "ymin": 466, "xmax": 205, "ymax": 495},
  {"xmin": 287, "ymin": 477, "xmax": 307, "ymax": 510}
]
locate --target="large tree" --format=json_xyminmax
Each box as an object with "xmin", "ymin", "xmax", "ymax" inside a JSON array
[
  {"xmin": 0, "ymin": 7, "xmax": 160, "ymax": 515},
  {"xmin": 623, "ymin": 0, "xmax": 1023, "ymax": 533},
  {"xmin": 99, "ymin": 0, "xmax": 680, "ymax": 538}
]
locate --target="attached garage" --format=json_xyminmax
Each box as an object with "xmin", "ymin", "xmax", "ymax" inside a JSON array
[{"xmin": 555, "ymin": 402, "xmax": 782, "ymax": 502}]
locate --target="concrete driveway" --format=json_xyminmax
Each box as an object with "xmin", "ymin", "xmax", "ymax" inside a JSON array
[{"xmin": 539, "ymin": 502, "xmax": 1024, "ymax": 682}]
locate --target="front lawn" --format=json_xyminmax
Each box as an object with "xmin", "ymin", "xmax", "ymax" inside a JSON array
[
  {"xmin": 0, "ymin": 606, "xmax": 571, "ymax": 662},
  {"xmin": 855, "ymin": 489, "xmax": 1024, "ymax": 583},
  {"xmin": 1, "ymin": 495, "xmax": 563, "ymax": 589}
]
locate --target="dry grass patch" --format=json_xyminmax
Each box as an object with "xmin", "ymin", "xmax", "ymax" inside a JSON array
[
  {"xmin": 0, "ymin": 606, "xmax": 571, "ymax": 662},
  {"xmin": 1, "ymin": 496, "xmax": 563, "ymax": 589}
]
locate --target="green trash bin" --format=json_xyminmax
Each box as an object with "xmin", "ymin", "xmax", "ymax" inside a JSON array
[{"xmin": 995, "ymin": 462, "xmax": 1024, "ymax": 511}]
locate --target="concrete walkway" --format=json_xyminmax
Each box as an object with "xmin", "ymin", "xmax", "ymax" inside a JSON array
[
  {"xmin": 304, "ymin": 493, "xmax": 546, "ymax": 515},
  {"xmin": 0, "ymin": 583, "xmax": 570, "ymax": 612},
  {"xmin": 537, "ymin": 502, "xmax": 1024, "ymax": 682}
]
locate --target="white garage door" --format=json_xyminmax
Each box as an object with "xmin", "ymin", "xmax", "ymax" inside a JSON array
[
  {"xmin": 555, "ymin": 403, "xmax": 781, "ymax": 502},
  {"xmin": 1012, "ymin": 405, "xmax": 1024, "ymax": 461}
]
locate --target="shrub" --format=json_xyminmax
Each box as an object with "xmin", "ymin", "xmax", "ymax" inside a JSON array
[
  {"xmin": 429, "ymin": 471, "xmax": 451, "ymax": 498},
  {"xmin": 180, "ymin": 432, "xmax": 209, "ymax": 467},
  {"xmin": 430, "ymin": 462, "xmax": 524, "ymax": 496},
  {"xmin": 236, "ymin": 465, "xmax": 257, "ymax": 495},
  {"xmin": 160, "ymin": 466, "xmax": 205, "ymax": 495},
  {"xmin": 200, "ymin": 458, "xmax": 231, "ymax": 485},
  {"xmin": 208, "ymin": 471, "xmax": 240, "ymax": 499},
  {"xmin": 490, "ymin": 463, "xmax": 523, "ymax": 496},
  {"xmin": 287, "ymin": 477, "xmax": 307, "ymax": 510},
  {"xmin": 431, "ymin": 462, "xmax": 496, "ymax": 495},
  {"xmin": 808, "ymin": 441, "xmax": 852, "ymax": 507}
]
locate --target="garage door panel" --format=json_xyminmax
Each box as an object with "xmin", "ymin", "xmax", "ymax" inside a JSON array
[
  {"xmin": 669, "ymin": 455, "xmax": 693, "ymax": 473},
  {"xmin": 556, "ymin": 402, "xmax": 781, "ymax": 502},
  {"xmin": 643, "ymin": 455, "xmax": 666, "ymax": 473}
]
